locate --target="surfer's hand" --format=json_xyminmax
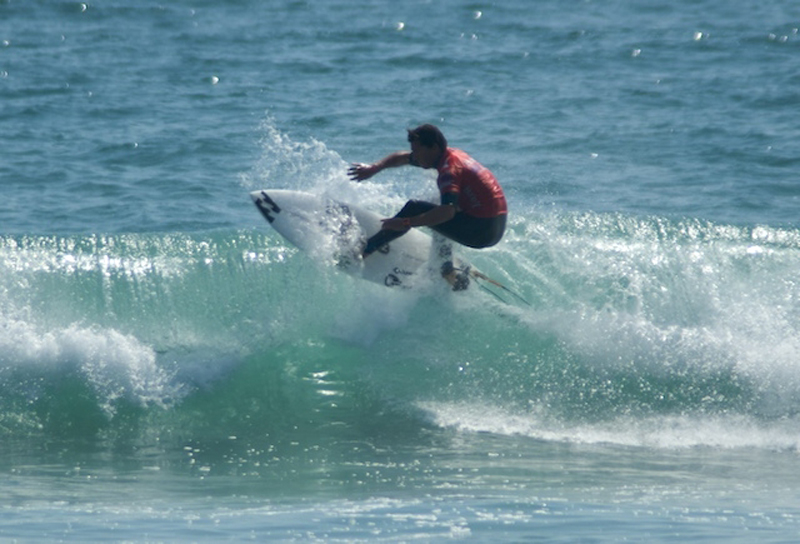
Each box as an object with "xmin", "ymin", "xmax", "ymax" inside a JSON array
[{"xmin": 348, "ymin": 162, "xmax": 378, "ymax": 181}]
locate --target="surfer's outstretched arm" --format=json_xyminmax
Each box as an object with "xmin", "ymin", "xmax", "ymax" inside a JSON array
[{"xmin": 348, "ymin": 151, "xmax": 411, "ymax": 181}]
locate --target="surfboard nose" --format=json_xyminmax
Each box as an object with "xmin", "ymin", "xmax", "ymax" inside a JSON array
[{"xmin": 250, "ymin": 190, "xmax": 282, "ymax": 223}]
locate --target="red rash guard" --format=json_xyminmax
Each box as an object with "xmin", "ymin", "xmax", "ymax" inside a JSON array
[{"xmin": 436, "ymin": 148, "xmax": 507, "ymax": 218}]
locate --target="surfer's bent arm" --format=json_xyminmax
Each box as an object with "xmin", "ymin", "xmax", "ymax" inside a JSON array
[{"xmin": 348, "ymin": 151, "xmax": 411, "ymax": 181}]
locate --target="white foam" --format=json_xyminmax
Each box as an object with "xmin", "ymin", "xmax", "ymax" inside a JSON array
[
  {"xmin": 0, "ymin": 315, "xmax": 180, "ymax": 416},
  {"xmin": 242, "ymin": 117, "xmax": 350, "ymax": 194},
  {"xmin": 417, "ymin": 400, "xmax": 800, "ymax": 451},
  {"xmin": 242, "ymin": 117, "xmax": 435, "ymax": 217}
]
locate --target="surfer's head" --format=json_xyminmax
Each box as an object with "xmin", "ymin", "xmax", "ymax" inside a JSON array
[{"xmin": 407, "ymin": 124, "xmax": 447, "ymax": 168}]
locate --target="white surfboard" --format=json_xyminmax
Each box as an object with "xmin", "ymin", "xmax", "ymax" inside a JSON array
[
  {"xmin": 250, "ymin": 189, "xmax": 443, "ymax": 288},
  {"xmin": 250, "ymin": 189, "xmax": 531, "ymax": 304}
]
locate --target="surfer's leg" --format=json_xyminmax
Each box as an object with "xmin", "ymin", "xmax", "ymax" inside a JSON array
[
  {"xmin": 429, "ymin": 213, "xmax": 506, "ymax": 291},
  {"xmin": 430, "ymin": 232, "xmax": 454, "ymax": 276},
  {"xmin": 363, "ymin": 200, "xmax": 436, "ymax": 257},
  {"xmin": 430, "ymin": 237, "xmax": 469, "ymax": 290},
  {"xmin": 394, "ymin": 200, "xmax": 438, "ymax": 217},
  {"xmin": 363, "ymin": 229, "xmax": 402, "ymax": 256},
  {"xmin": 430, "ymin": 213, "xmax": 506, "ymax": 249},
  {"xmin": 430, "ymin": 232, "xmax": 453, "ymax": 261}
]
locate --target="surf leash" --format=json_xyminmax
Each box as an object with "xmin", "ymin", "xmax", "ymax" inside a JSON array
[{"xmin": 469, "ymin": 269, "xmax": 531, "ymax": 307}]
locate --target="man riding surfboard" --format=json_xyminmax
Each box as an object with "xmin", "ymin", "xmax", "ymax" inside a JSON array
[{"xmin": 348, "ymin": 124, "xmax": 507, "ymax": 289}]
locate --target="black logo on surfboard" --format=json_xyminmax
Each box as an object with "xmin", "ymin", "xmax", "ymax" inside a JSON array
[
  {"xmin": 256, "ymin": 192, "xmax": 281, "ymax": 223},
  {"xmin": 384, "ymin": 267, "xmax": 412, "ymax": 287}
]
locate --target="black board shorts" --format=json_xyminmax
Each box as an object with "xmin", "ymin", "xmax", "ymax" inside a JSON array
[{"xmin": 364, "ymin": 200, "xmax": 506, "ymax": 255}]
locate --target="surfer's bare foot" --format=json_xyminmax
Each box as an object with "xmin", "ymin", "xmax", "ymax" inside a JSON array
[{"xmin": 441, "ymin": 261, "xmax": 470, "ymax": 291}]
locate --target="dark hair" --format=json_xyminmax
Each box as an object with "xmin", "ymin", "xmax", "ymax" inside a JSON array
[{"xmin": 407, "ymin": 124, "xmax": 448, "ymax": 150}]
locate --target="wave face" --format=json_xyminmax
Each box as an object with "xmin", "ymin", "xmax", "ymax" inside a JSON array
[{"xmin": 2, "ymin": 210, "xmax": 800, "ymax": 456}]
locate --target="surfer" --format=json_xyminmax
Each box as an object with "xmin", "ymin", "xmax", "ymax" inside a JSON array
[{"xmin": 348, "ymin": 124, "xmax": 507, "ymax": 289}]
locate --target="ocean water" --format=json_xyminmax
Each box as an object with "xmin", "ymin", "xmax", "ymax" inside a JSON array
[{"xmin": 2, "ymin": 0, "xmax": 800, "ymax": 541}]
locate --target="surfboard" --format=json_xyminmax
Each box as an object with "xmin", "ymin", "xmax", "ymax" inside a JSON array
[
  {"xmin": 250, "ymin": 189, "xmax": 444, "ymax": 288},
  {"xmin": 250, "ymin": 189, "xmax": 530, "ymax": 303}
]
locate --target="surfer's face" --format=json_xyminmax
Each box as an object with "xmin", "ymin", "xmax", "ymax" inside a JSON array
[{"xmin": 410, "ymin": 141, "xmax": 441, "ymax": 169}]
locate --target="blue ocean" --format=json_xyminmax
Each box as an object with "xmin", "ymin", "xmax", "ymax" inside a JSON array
[{"xmin": 2, "ymin": 0, "xmax": 800, "ymax": 541}]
